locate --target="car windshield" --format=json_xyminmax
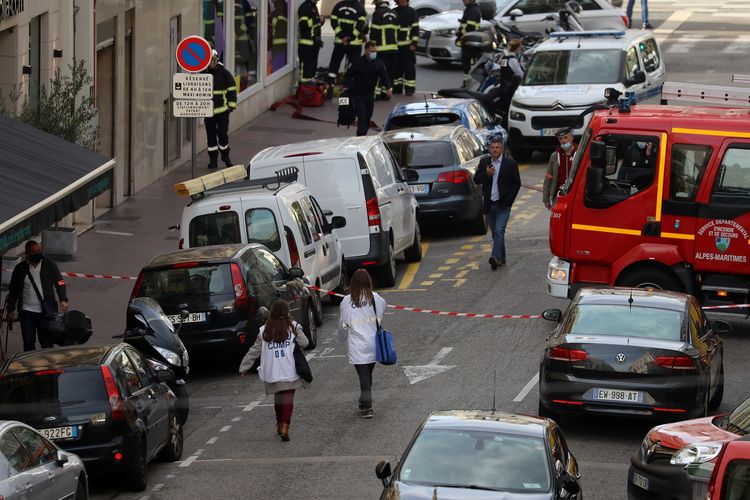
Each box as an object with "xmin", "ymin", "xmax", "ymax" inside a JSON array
[
  {"xmin": 389, "ymin": 113, "xmax": 462, "ymax": 129},
  {"xmin": 565, "ymin": 304, "xmax": 684, "ymax": 340},
  {"xmin": 524, "ymin": 49, "xmax": 623, "ymax": 85},
  {"xmin": 0, "ymin": 370, "xmax": 106, "ymax": 418},
  {"xmin": 398, "ymin": 429, "xmax": 550, "ymax": 493},
  {"xmin": 386, "ymin": 141, "xmax": 456, "ymax": 169}
]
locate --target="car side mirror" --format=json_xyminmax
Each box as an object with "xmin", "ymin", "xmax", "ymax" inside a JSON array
[
  {"xmin": 331, "ymin": 216, "xmax": 347, "ymax": 229},
  {"xmin": 323, "ymin": 209, "xmax": 333, "ymax": 217},
  {"xmin": 375, "ymin": 460, "xmax": 392, "ymax": 487},
  {"xmin": 585, "ymin": 165, "xmax": 605, "ymax": 199},
  {"xmin": 542, "ymin": 309, "xmax": 562, "ymax": 322},
  {"xmin": 288, "ymin": 267, "xmax": 305, "ymax": 280},
  {"xmin": 561, "ymin": 471, "xmax": 581, "ymax": 495},
  {"xmin": 509, "ymin": 8, "xmax": 523, "ymax": 18},
  {"xmin": 626, "ymin": 70, "xmax": 646, "ymax": 86},
  {"xmin": 565, "ymin": 0, "xmax": 582, "ymax": 14},
  {"xmin": 157, "ymin": 369, "xmax": 176, "ymax": 383},
  {"xmin": 710, "ymin": 320, "xmax": 732, "ymax": 336},
  {"xmin": 589, "ymin": 140, "xmax": 605, "ymax": 168},
  {"xmin": 402, "ymin": 169, "xmax": 419, "ymax": 182},
  {"xmin": 56, "ymin": 450, "xmax": 68, "ymax": 467},
  {"xmin": 256, "ymin": 306, "xmax": 269, "ymax": 322}
]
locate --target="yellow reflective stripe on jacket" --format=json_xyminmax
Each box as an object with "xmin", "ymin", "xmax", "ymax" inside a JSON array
[{"xmin": 299, "ymin": 38, "xmax": 315, "ymax": 45}]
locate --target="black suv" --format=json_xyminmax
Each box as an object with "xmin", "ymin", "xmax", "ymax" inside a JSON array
[
  {"xmin": 0, "ymin": 343, "xmax": 183, "ymax": 491},
  {"xmin": 130, "ymin": 243, "xmax": 317, "ymax": 358}
]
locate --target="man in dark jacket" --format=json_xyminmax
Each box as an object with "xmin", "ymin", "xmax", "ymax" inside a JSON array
[
  {"xmin": 393, "ymin": 0, "xmax": 418, "ymax": 95},
  {"xmin": 203, "ymin": 50, "xmax": 238, "ymax": 169},
  {"xmin": 473, "ymin": 137, "xmax": 521, "ymax": 270},
  {"xmin": 457, "ymin": 0, "xmax": 482, "ymax": 87},
  {"xmin": 327, "ymin": 0, "xmax": 368, "ymax": 83},
  {"xmin": 344, "ymin": 41, "xmax": 392, "ymax": 136},
  {"xmin": 370, "ymin": 0, "xmax": 399, "ymax": 99},
  {"xmin": 5, "ymin": 240, "xmax": 69, "ymax": 351},
  {"xmin": 298, "ymin": 0, "xmax": 324, "ymax": 83}
]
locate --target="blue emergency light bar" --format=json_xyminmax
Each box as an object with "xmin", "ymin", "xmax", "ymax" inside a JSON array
[{"xmin": 549, "ymin": 30, "xmax": 627, "ymax": 39}]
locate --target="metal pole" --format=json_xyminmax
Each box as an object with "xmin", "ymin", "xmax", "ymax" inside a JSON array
[{"xmin": 191, "ymin": 117, "xmax": 197, "ymax": 179}]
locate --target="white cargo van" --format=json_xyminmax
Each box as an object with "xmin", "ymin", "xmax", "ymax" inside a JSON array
[
  {"xmin": 249, "ymin": 136, "xmax": 422, "ymax": 287},
  {"xmin": 179, "ymin": 170, "xmax": 347, "ymax": 323}
]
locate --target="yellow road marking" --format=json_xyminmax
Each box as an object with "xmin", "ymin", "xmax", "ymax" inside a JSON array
[
  {"xmin": 438, "ymin": 266, "xmax": 451, "ymax": 271},
  {"xmin": 420, "ymin": 280, "xmax": 435, "ymax": 286},
  {"xmin": 445, "ymin": 258, "xmax": 459, "ymax": 264},
  {"xmin": 461, "ymin": 244, "xmax": 475, "ymax": 249},
  {"xmin": 429, "ymin": 273, "xmax": 443, "ymax": 278},
  {"xmin": 453, "ymin": 251, "xmax": 467, "ymax": 256},
  {"xmin": 397, "ymin": 240, "xmax": 430, "ymax": 290},
  {"xmin": 441, "ymin": 278, "xmax": 467, "ymax": 288}
]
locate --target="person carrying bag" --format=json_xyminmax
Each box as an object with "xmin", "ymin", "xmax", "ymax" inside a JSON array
[
  {"xmin": 338, "ymin": 269, "xmax": 387, "ymax": 419},
  {"xmin": 239, "ymin": 300, "xmax": 310, "ymax": 441}
]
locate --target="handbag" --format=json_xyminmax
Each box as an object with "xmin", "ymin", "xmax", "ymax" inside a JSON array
[
  {"xmin": 372, "ymin": 301, "xmax": 396, "ymax": 365},
  {"xmin": 294, "ymin": 342, "xmax": 313, "ymax": 383},
  {"xmin": 26, "ymin": 267, "xmax": 58, "ymax": 318}
]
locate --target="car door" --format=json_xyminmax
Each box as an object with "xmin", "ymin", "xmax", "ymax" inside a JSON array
[
  {"xmin": 127, "ymin": 348, "xmax": 170, "ymax": 445},
  {"xmin": 637, "ymin": 37, "xmax": 665, "ymax": 101},
  {"xmin": 500, "ymin": 0, "xmax": 563, "ymax": 34},
  {"xmin": 380, "ymin": 142, "xmax": 417, "ymax": 252},
  {"xmin": 287, "ymin": 198, "xmax": 318, "ymax": 282},
  {"xmin": 9, "ymin": 427, "xmax": 61, "ymax": 500},
  {"xmin": 365, "ymin": 146, "xmax": 403, "ymax": 249},
  {"xmin": 623, "ymin": 44, "xmax": 649, "ymax": 102},
  {"xmin": 306, "ymin": 195, "xmax": 342, "ymax": 290},
  {"xmin": 115, "ymin": 350, "xmax": 160, "ymax": 457},
  {"xmin": 0, "ymin": 428, "xmax": 46, "ymax": 500},
  {"xmin": 253, "ymin": 247, "xmax": 305, "ymax": 321}
]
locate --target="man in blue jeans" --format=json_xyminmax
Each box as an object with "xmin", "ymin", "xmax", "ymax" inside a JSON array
[
  {"xmin": 627, "ymin": 0, "xmax": 652, "ymax": 29},
  {"xmin": 473, "ymin": 137, "xmax": 521, "ymax": 270}
]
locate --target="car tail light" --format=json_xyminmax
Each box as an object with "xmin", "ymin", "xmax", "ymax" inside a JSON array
[
  {"xmin": 552, "ymin": 399, "xmax": 584, "ymax": 406},
  {"xmin": 179, "ymin": 238, "xmax": 184, "ymax": 249},
  {"xmin": 101, "ymin": 365, "xmax": 124, "ymax": 421},
  {"xmin": 230, "ymin": 263, "xmax": 251, "ymax": 312},
  {"xmin": 366, "ymin": 196, "xmax": 381, "ymax": 227},
  {"xmin": 654, "ymin": 356, "xmax": 696, "ymax": 370},
  {"xmin": 172, "ymin": 262, "xmax": 199, "ymax": 269},
  {"xmin": 437, "ymin": 170, "xmax": 470, "ymax": 184},
  {"xmin": 653, "ymin": 407, "xmax": 687, "ymax": 413},
  {"xmin": 129, "ymin": 273, "xmax": 144, "ymax": 301},
  {"xmin": 548, "ymin": 346, "xmax": 589, "ymax": 362},
  {"xmin": 285, "ymin": 226, "xmax": 300, "ymax": 267},
  {"xmin": 621, "ymin": 14, "xmax": 629, "ymax": 27}
]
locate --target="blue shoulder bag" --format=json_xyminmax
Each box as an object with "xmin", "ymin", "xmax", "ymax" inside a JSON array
[{"xmin": 372, "ymin": 301, "xmax": 396, "ymax": 365}]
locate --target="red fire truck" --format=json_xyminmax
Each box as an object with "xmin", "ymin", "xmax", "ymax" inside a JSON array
[{"xmin": 546, "ymin": 81, "xmax": 750, "ymax": 314}]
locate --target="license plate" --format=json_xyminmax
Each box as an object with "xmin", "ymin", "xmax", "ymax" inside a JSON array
[
  {"xmin": 592, "ymin": 388, "xmax": 643, "ymax": 403},
  {"xmin": 409, "ymin": 184, "xmax": 430, "ymax": 194},
  {"xmin": 40, "ymin": 426, "xmax": 77, "ymax": 441},
  {"xmin": 541, "ymin": 128, "xmax": 560, "ymax": 137},
  {"xmin": 632, "ymin": 472, "xmax": 649, "ymax": 490},
  {"xmin": 167, "ymin": 312, "xmax": 206, "ymax": 324},
  {"xmin": 338, "ymin": 97, "xmax": 349, "ymax": 106},
  {"xmin": 418, "ymin": 38, "xmax": 427, "ymax": 48}
]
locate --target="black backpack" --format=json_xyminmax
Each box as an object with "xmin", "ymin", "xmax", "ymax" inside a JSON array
[{"xmin": 337, "ymin": 90, "xmax": 355, "ymax": 128}]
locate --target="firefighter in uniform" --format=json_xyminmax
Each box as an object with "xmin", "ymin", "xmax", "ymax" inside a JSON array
[
  {"xmin": 370, "ymin": 0, "xmax": 399, "ymax": 99},
  {"xmin": 456, "ymin": 0, "xmax": 482, "ymax": 86},
  {"xmin": 298, "ymin": 0, "xmax": 324, "ymax": 83},
  {"xmin": 327, "ymin": 0, "xmax": 368, "ymax": 84},
  {"xmin": 203, "ymin": 50, "xmax": 237, "ymax": 169},
  {"xmin": 271, "ymin": 0, "xmax": 288, "ymax": 71},
  {"xmin": 393, "ymin": 0, "xmax": 418, "ymax": 95}
]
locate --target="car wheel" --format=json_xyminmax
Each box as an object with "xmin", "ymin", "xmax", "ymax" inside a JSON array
[
  {"xmin": 312, "ymin": 285, "xmax": 323, "ymax": 327},
  {"xmin": 616, "ymin": 268, "xmax": 682, "ymax": 292},
  {"xmin": 709, "ymin": 361, "xmax": 724, "ymax": 410},
  {"xmin": 538, "ymin": 400, "xmax": 560, "ymax": 422},
  {"xmin": 303, "ymin": 301, "xmax": 318, "ymax": 349},
  {"xmin": 404, "ymin": 222, "xmax": 422, "ymax": 263},
  {"xmin": 171, "ymin": 383, "xmax": 190, "ymax": 425},
  {"xmin": 125, "ymin": 436, "xmax": 148, "ymax": 492},
  {"xmin": 509, "ymin": 134, "xmax": 531, "ymax": 162},
  {"xmin": 74, "ymin": 477, "xmax": 87, "ymax": 500},
  {"xmin": 378, "ymin": 242, "xmax": 397, "ymax": 288},
  {"xmin": 330, "ymin": 261, "xmax": 348, "ymax": 305},
  {"xmin": 416, "ymin": 8, "xmax": 437, "ymax": 18},
  {"xmin": 468, "ymin": 209, "xmax": 487, "ymax": 235},
  {"xmin": 158, "ymin": 414, "xmax": 184, "ymax": 462}
]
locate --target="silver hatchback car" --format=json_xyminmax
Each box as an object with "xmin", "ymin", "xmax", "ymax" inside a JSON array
[{"xmin": 0, "ymin": 420, "xmax": 88, "ymax": 499}]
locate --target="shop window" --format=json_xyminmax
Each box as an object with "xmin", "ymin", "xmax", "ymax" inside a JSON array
[
  {"xmin": 203, "ymin": 1, "xmax": 226, "ymax": 62},
  {"xmin": 235, "ymin": 0, "xmax": 259, "ymax": 90},
  {"xmin": 268, "ymin": 0, "xmax": 289, "ymax": 75}
]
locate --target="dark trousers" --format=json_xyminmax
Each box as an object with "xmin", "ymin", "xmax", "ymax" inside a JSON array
[
  {"xmin": 352, "ymin": 95, "xmax": 374, "ymax": 136},
  {"xmin": 486, "ymin": 202, "xmax": 512, "ymax": 261},
  {"xmin": 376, "ymin": 51, "xmax": 397, "ymax": 97},
  {"xmin": 395, "ymin": 46, "xmax": 417, "ymax": 93},
  {"xmin": 274, "ymin": 389, "xmax": 296, "ymax": 425},
  {"xmin": 20, "ymin": 310, "xmax": 52, "ymax": 351},
  {"xmin": 298, "ymin": 44, "xmax": 320, "ymax": 82},
  {"xmin": 328, "ymin": 43, "xmax": 361, "ymax": 77},
  {"xmin": 204, "ymin": 112, "xmax": 231, "ymax": 164},
  {"xmin": 461, "ymin": 46, "xmax": 481, "ymax": 78},
  {"xmin": 354, "ymin": 363, "xmax": 375, "ymax": 408}
]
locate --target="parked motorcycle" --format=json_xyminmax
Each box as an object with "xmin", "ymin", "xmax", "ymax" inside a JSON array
[{"xmin": 115, "ymin": 297, "xmax": 191, "ymax": 424}]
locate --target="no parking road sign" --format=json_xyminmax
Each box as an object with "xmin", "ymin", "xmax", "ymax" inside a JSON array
[{"xmin": 175, "ymin": 35, "xmax": 213, "ymax": 73}]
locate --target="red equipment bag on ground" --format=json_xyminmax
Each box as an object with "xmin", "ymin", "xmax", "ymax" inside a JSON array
[{"xmin": 297, "ymin": 80, "xmax": 328, "ymax": 107}]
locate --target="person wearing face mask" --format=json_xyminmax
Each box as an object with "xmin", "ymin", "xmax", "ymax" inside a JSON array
[
  {"xmin": 618, "ymin": 140, "xmax": 657, "ymax": 189},
  {"xmin": 543, "ymin": 128, "xmax": 577, "ymax": 209},
  {"xmin": 343, "ymin": 41, "xmax": 392, "ymax": 136},
  {"xmin": 5, "ymin": 240, "xmax": 69, "ymax": 351}
]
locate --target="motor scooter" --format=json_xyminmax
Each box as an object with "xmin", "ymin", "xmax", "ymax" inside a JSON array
[{"xmin": 114, "ymin": 297, "xmax": 191, "ymax": 424}]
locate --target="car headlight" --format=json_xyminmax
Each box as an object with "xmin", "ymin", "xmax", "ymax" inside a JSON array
[
  {"xmin": 154, "ymin": 346, "xmax": 182, "ymax": 367},
  {"xmin": 670, "ymin": 442, "xmax": 723, "ymax": 466},
  {"xmin": 510, "ymin": 110, "xmax": 526, "ymax": 121},
  {"xmin": 433, "ymin": 29, "xmax": 456, "ymax": 37},
  {"xmin": 182, "ymin": 349, "xmax": 190, "ymax": 366},
  {"xmin": 547, "ymin": 257, "xmax": 570, "ymax": 283}
]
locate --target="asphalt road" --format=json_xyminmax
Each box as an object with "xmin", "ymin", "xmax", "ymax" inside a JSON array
[{"xmin": 79, "ymin": 3, "xmax": 750, "ymax": 498}]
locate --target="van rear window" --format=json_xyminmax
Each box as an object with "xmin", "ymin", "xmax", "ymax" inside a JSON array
[
  {"xmin": 389, "ymin": 113, "xmax": 461, "ymax": 129},
  {"xmin": 245, "ymin": 208, "xmax": 281, "ymax": 251},
  {"xmin": 189, "ymin": 212, "xmax": 241, "ymax": 247}
]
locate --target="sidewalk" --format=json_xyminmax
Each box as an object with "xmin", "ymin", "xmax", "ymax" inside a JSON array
[{"xmin": 1, "ymin": 92, "xmax": 423, "ymax": 358}]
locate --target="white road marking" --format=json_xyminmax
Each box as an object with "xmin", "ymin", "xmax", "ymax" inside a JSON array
[
  {"xmin": 152, "ymin": 484, "xmax": 164, "ymax": 492},
  {"xmin": 403, "ymin": 347, "xmax": 456, "ymax": 385},
  {"xmin": 513, "ymin": 373, "xmax": 539, "ymax": 402},
  {"xmin": 665, "ymin": 33, "xmax": 705, "ymax": 53},
  {"xmin": 239, "ymin": 400, "xmax": 263, "ymax": 412},
  {"xmin": 94, "ymin": 229, "xmax": 134, "ymax": 236},
  {"xmin": 654, "ymin": 10, "xmax": 694, "ymax": 41},
  {"xmin": 166, "ymin": 474, "xmax": 176, "ymax": 479},
  {"xmin": 179, "ymin": 449, "xmax": 204, "ymax": 468},
  {"xmin": 231, "ymin": 417, "xmax": 241, "ymax": 422},
  {"xmin": 220, "ymin": 425, "xmax": 232, "ymax": 432},
  {"xmin": 722, "ymin": 35, "xmax": 750, "ymax": 53},
  {"xmin": 201, "ymin": 406, "xmax": 223, "ymax": 409},
  {"xmin": 206, "ymin": 437, "xmax": 218, "ymax": 444}
]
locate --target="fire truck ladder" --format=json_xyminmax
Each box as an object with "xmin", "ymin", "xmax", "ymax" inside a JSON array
[{"xmin": 660, "ymin": 76, "xmax": 750, "ymax": 107}]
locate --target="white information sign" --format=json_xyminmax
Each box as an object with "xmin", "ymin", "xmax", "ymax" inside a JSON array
[
  {"xmin": 173, "ymin": 73, "xmax": 213, "ymax": 99},
  {"xmin": 173, "ymin": 99, "xmax": 213, "ymax": 118}
]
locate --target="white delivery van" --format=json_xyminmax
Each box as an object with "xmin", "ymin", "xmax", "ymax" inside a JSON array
[
  {"xmin": 179, "ymin": 169, "xmax": 347, "ymax": 323},
  {"xmin": 249, "ymin": 136, "xmax": 422, "ymax": 287}
]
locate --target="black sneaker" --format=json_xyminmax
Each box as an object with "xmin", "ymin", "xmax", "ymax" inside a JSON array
[
  {"xmin": 488, "ymin": 256, "xmax": 498, "ymax": 271},
  {"xmin": 360, "ymin": 408, "xmax": 374, "ymax": 418},
  {"xmin": 643, "ymin": 23, "xmax": 654, "ymax": 29}
]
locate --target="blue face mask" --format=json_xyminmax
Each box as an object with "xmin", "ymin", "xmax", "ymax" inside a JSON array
[
  {"xmin": 369, "ymin": 52, "xmax": 377, "ymax": 60},
  {"xmin": 636, "ymin": 142, "xmax": 647, "ymax": 150},
  {"xmin": 560, "ymin": 141, "xmax": 572, "ymax": 150}
]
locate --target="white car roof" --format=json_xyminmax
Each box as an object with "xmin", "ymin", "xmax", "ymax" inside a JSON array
[
  {"xmin": 252, "ymin": 135, "xmax": 382, "ymax": 163},
  {"xmin": 534, "ymin": 30, "xmax": 652, "ymax": 52}
]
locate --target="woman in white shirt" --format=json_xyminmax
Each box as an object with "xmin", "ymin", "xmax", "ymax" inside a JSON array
[
  {"xmin": 339, "ymin": 269, "xmax": 386, "ymax": 418},
  {"xmin": 239, "ymin": 300, "xmax": 308, "ymax": 441}
]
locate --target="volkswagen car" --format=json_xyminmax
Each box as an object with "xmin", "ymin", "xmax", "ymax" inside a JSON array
[{"xmin": 538, "ymin": 287, "xmax": 727, "ymax": 422}]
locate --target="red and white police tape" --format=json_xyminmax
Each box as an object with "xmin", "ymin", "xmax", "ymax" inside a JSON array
[{"xmin": 3, "ymin": 269, "xmax": 748, "ymax": 316}]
